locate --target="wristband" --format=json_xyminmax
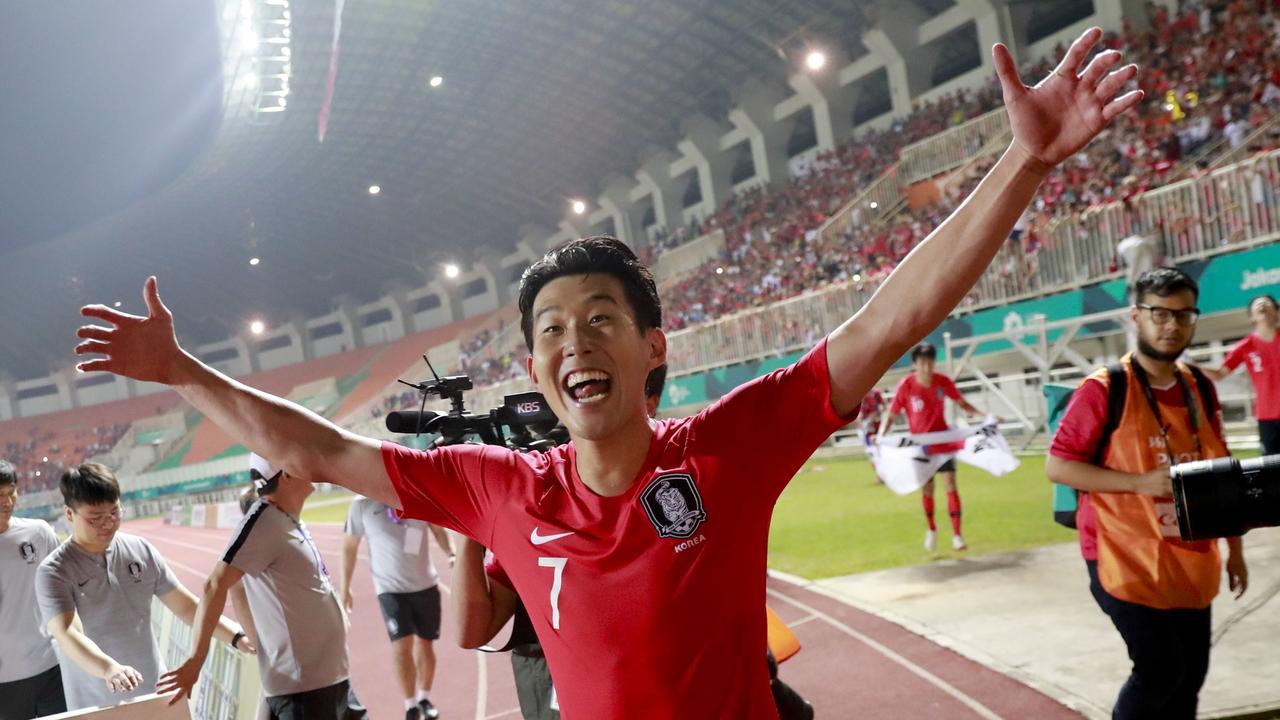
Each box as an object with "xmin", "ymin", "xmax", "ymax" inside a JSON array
[{"xmin": 232, "ymin": 631, "xmax": 246, "ymax": 650}]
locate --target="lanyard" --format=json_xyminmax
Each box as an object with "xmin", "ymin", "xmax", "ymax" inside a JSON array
[{"xmin": 1128, "ymin": 358, "xmax": 1203, "ymax": 460}]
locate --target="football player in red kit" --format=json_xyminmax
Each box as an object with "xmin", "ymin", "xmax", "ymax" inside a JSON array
[
  {"xmin": 880, "ymin": 343, "xmax": 992, "ymax": 552},
  {"xmin": 74, "ymin": 28, "xmax": 1140, "ymax": 719}
]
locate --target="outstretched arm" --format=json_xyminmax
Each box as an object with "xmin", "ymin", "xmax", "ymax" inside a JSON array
[
  {"xmin": 76, "ymin": 278, "xmax": 396, "ymax": 506},
  {"xmin": 157, "ymin": 562, "xmax": 252, "ymax": 705},
  {"xmin": 826, "ymin": 28, "xmax": 1142, "ymax": 415}
]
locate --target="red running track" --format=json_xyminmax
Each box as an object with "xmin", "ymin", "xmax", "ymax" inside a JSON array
[{"xmin": 133, "ymin": 517, "xmax": 1082, "ymax": 720}]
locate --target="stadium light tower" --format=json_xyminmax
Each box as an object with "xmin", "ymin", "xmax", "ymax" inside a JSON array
[
  {"xmin": 805, "ymin": 50, "xmax": 826, "ymax": 72},
  {"xmin": 249, "ymin": 320, "xmax": 266, "ymax": 335},
  {"xmin": 444, "ymin": 264, "xmax": 460, "ymax": 279}
]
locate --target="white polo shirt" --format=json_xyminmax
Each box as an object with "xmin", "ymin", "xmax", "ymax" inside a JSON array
[
  {"xmin": 344, "ymin": 497, "xmax": 439, "ymax": 595},
  {"xmin": 223, "ymin": 499, "xmax": 349, "ymax": 697},
  {"xmin": 0, "ymin": 517, "xmax": 60, "ymax": 683},
  {"xmin": 35, "ymin": 532, "xmax": 178, "ymax": 710}
]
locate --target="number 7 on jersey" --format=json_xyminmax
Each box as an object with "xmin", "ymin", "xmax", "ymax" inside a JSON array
[{"xmin": 538, "ymin": 557, "xmax": 567, "ymax": 630}]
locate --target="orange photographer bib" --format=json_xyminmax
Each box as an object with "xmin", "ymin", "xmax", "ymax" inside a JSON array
[{"xmin": 1090, "ymin": 356, "xmax": 1228, "ymax": 609}]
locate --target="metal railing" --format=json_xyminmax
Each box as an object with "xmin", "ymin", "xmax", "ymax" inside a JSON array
[
  {"xmin": 657, "ymin": 148, "xmax": 1280, "ymax": 378},
  {"xmin": 153, "ymin": 599, "xmax": 259, "ymax": 720},
  {"xmin": 897, "ymin": 107, "xmax": 1011, "ymax": 184}
]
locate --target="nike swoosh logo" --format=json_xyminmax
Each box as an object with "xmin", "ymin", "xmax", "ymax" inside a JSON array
[
  {"xmin": 530, "ymin": 528, "xmax": 575, "ymax": 546},
  {"xmin": 77, "ymin": 579, "xmax": 90, "ymax": 587}
]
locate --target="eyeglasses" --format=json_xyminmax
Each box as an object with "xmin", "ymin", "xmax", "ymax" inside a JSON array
[
  {"xmin": 1136, "ymin": 304, "xmax": 1200, "ymax": 326},
  {"xmin": 76, "ymin": 507, "xmax": 122, "ymax": 528}
]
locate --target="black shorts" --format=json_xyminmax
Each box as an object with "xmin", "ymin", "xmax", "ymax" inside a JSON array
[
  {"xmin": 0, "ymin": 665, "xmax": 66, "ymax": 720},
  {"xmin": 934, "ymin": 457, "xmax": 957, "ymax": 474},
  {"xmin": 266, "ymin": 679, "xmax": 367, "ymax": 720},
  {"xmin": 1259, "ymin": 419, "xmax": 1280, "ymax": 455},
  {"xmin": 377, "ymin": 586, "xmax": 441, "ymax": 641}
]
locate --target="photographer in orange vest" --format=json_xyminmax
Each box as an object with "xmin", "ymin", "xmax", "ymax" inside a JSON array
[{"xmin": 1046, "ymin": 267, "xmax": 1248, "ymax": 719}]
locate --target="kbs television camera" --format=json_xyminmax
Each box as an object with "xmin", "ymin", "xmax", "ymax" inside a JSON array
[
  {"xmin": 383, "ymin": 355, "xmax": 566, "ymax": 451},
  {"xmin": 1172, "ymin": 454, "xmax": 1280, "ymax": 541}
]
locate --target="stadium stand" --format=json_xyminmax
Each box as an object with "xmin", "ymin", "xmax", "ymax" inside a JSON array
[{"xmin": 6, "ymin": 0, "xmax": 1280, "ymax": 504}]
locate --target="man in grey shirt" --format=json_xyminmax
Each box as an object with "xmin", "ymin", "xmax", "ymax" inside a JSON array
[
  {"xmin": 0, "ymin": 459, "xmax": 65, "ymax": 720},
  {"xmin": 35, "ymin": 462, "xmax": 247, "ymax": 711},
  {"xmin": 160, "ymin": 453, "xmax": 366, "ymax": 720},
  {"xmin": 341, "ymin": 496, "xmax": 453, "ymax": 720}
]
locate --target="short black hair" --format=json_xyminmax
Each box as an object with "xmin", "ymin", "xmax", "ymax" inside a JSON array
[
  {"xmin": 1250, "ymin": 294, "xmax": 1278, "ymax": 310},
  {"xmin": 60, "ymin": 463, "xmax": 121, "ymax": 509},
  {"xmin": 517, "ymin": 236, "xmax": 662, "ymax": 352},
  {"xmin": 1133, "ymin": 267, "xmax": 1199, "ymax": 303},
  {"xmin": 911, "ymin": 343, "xmax": 937, "ymax": 361},
  {"xmin": 644, "ymin": 364, "xmax": 667, "ymax": 400},
  {"xmin": 0, "ymin": 460, "xmax": 15, "ymax": 488}
]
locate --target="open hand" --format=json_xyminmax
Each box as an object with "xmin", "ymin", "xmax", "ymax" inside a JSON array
[
  {"xmin": 104, "ymin": 662, "xmax": 143, "ymax": 694},
  {"xmin": 157, "ymin": 655, "xmax": 203, "ymax": 706},
  {"xmin": 76, "ymin": 276, "xmax": 186, "ymax": 384},
  {"xmin": 994, "ymin": 27, "xmax": 1143, "ymax": 170}
]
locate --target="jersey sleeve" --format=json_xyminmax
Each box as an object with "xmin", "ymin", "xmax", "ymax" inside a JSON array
[
  {"xmin": 888, "ymin": 377, "xmax": 909, "ymax": 414},
  {"xmin": 34, "ymin": 559, "xmax": 74, "ymax": 624},
  {"xmin": 381, "ymin": 441, "xmax": 523, "ymax": 544},
  {"xmin": 688, "ymin": 337, "xmax": 855, "ymax": 495},
  {"xmin": 941, "ymin": 375, "xmax": 964, "ymax": 401},
  {"xmin": 344, "ymin": 498, "xmax": 365, "ymax": 537},
  {"xmin": 483, "ymin": 551, "xmax": 513, "ymax": 592},
  {"xmin": 146, "ymin": 540, "xmax": 180, "ymax": 597},
  {"xmin": 1049, "ymin": 375, "xmax": 1110, "ymax": 463},
  {"xmin": 1221, "ymin": 336, "xmax": 1251, "ymax": 371},
  {"xmin": 38, "ymin": 522, "xmax": 58, "ymax": 558},
  {"xmin": 222, "ymin": 503, "xmax": 277, "ymax": 576}
]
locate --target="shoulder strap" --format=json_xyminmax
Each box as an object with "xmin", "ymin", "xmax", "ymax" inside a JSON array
[
  {"xmin": 1092, "ymin": 362, "xmax": 1128, "ymax": 466},
  {"xmin": 1185, "ymin": 363, "xmax": 1219, "ymax": 417}
]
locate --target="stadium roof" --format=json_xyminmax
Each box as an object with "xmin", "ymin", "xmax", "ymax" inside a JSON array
[{"xmin": 0, "ymin": 0, "xmax": 884, "ymax": 381}]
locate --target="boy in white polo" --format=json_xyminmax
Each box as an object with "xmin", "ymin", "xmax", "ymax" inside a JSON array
[
  {"xmin": 0, "ymin": 459, "xmax": 65, "ymax": 720},
  {"xmin": 160, "ymin": 454, "xmax": 366, "ymax": 720},
  {"xmin": 341, "ymin": 497, "xmax": 453, "ymax": 719},
  {"xmin": 35, "ymin": 463, "xmax": 246, "ymax": 711}
]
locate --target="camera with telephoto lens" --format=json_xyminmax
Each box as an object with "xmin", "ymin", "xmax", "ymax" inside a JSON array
[{"xmin": 1171, "ymin": 454, "xmax": 1280, "ymax": 541}]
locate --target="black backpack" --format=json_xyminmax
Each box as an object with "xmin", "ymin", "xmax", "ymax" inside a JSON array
[{"xmin": 1052, "ymin": 361, "xmax": 1218, "ymax": 529}]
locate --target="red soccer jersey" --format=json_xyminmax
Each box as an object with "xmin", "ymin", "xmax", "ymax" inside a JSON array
[
  {"xmin": 888, "ymin": 372, "xmax": 962, "ymax": 433},
  {"xmin": 382, "ymin": 341, "xmax": 852, "ymax": 720},
  {"xmin": 1223, "ymin": 332, "xmax": 1280, "ymax": 420}
]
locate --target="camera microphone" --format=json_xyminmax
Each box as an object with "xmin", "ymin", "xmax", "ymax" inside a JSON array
[{"xmin": 385, "ymin": 410, "xmax": 439, "ymax": 434}]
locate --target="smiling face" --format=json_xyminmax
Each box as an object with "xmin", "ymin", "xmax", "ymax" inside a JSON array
[{"xmin": 526, "ymin": 273, "xmax": 666, "ymax": 442}]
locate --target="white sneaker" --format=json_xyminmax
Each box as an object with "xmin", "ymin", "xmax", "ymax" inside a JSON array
[
  {"xmin": 924, "ymin": 530, "xmax": 937, "ymax": 552},
  {"xmin": 952, "ymin": 534, "xmax": 967, "ymax": 551}
]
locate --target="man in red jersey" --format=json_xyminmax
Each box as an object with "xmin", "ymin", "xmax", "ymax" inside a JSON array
[
  {"xmin": 879, "ymin": 342, "xmax": 991, "ymax": 552},
  {"xmin": 1204, "ymin": 295, "xmax": 1280, "ymax": 454},
  {"xmin": 73, "ymin": 28, "xmax": 1140, "ymax": 719}
]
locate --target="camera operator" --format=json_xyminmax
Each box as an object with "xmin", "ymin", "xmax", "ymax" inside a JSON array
[{"xmin": 1046, "ymin": 268, "xmax": 1248, "ymax": 719}]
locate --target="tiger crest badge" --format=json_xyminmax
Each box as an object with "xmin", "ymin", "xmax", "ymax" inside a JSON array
[{"xmin": 640, "ymin": 473, "xmax": 707, "ymax": 539}]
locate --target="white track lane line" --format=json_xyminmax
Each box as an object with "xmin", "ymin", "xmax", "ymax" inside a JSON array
[
  {"xmin": 765, "ymin": 587, "xmax": 1003, "ymax": 720},
  {"xmin": 475, "ymin": 649, "xmax": 488, "ymax": 720}
]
